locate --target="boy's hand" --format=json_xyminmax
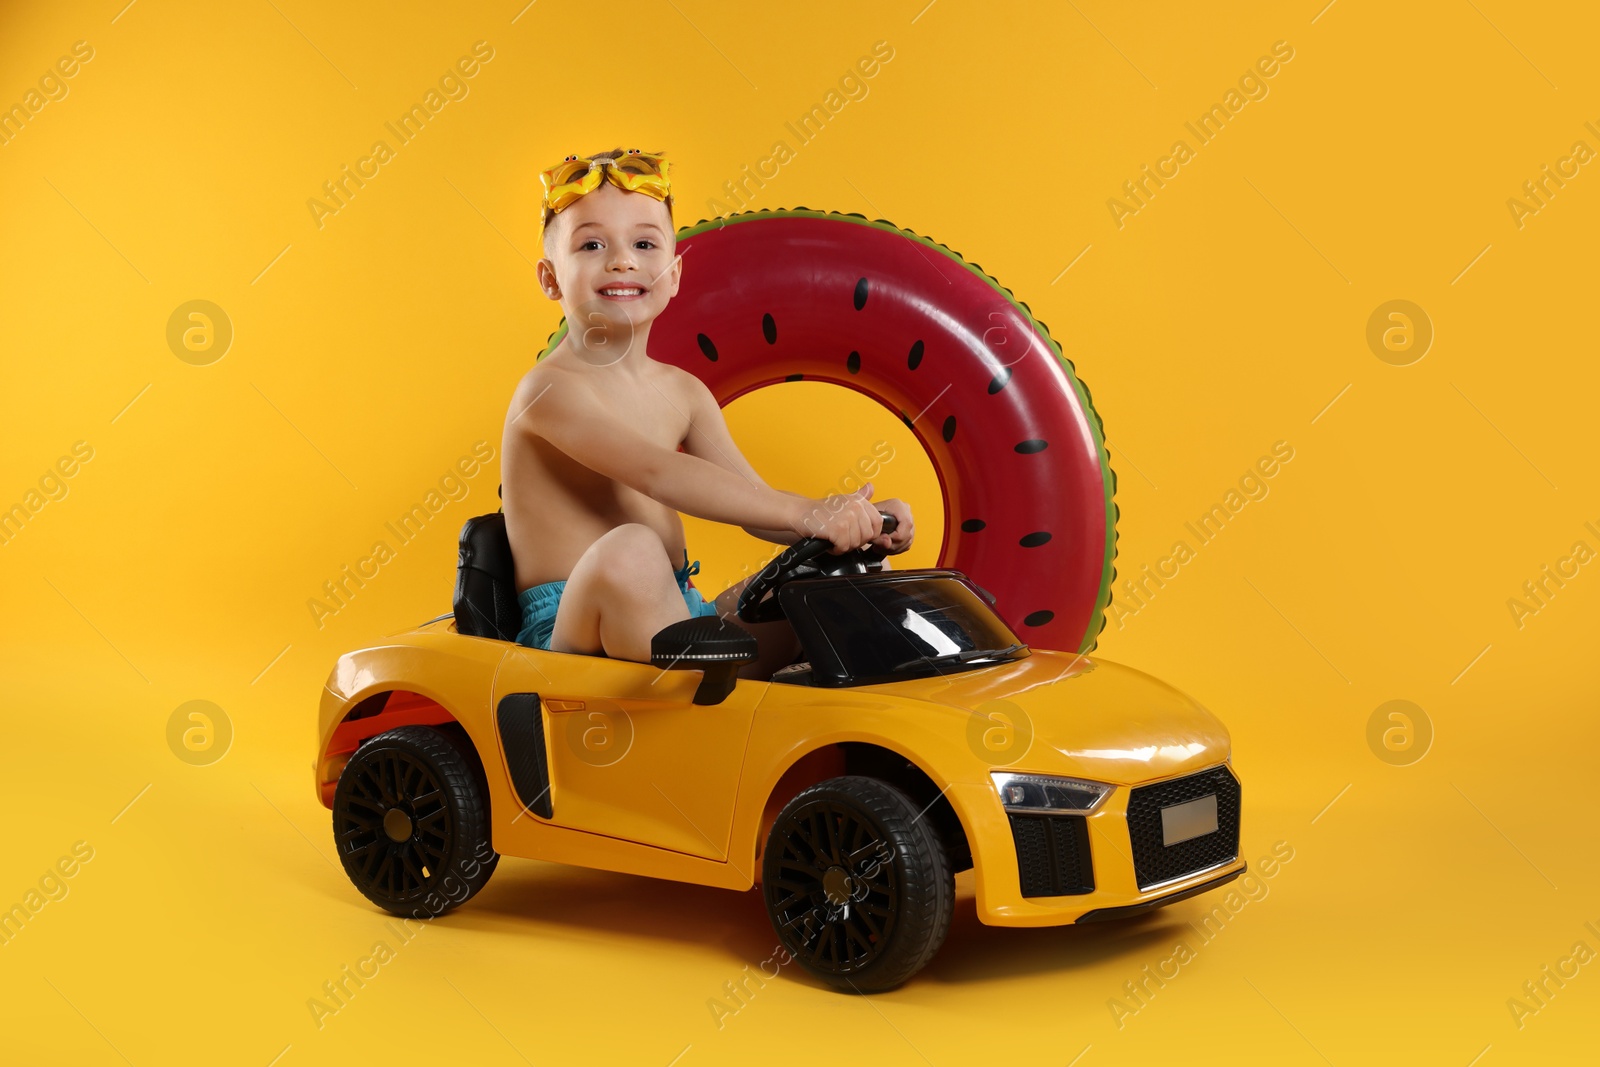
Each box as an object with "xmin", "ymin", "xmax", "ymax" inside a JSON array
[
  {"xmin": 870, "ymin": 496, "xmax": 914, "ymax": 554},
  {"xmin": 793, "ymin": 482, "xmax": 885, "ymax": 555}
]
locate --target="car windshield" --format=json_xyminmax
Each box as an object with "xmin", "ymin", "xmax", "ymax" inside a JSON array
[{"xmin": 796, "ymin": 576, "xmax": 1028, "ymax": 683}]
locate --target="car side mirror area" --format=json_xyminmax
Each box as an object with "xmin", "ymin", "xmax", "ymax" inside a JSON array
[{"xmin": 650, "ymin": 616, "xmax": 759, "ymax": 705}]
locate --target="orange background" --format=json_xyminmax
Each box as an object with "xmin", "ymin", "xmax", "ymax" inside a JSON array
[{"xmin": 2, "ymin": 1, "xmax": 1597, "ymax": 1063}]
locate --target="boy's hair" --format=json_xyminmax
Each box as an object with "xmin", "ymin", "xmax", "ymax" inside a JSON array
[{"xmin": 540, "ymin": 147, "xmax": 675, "ymax": 250}]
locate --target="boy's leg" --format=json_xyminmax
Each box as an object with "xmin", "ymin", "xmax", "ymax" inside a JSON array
[{"xmin": 550, "ymin": 524, "xmax": 691, "ymax": 662}]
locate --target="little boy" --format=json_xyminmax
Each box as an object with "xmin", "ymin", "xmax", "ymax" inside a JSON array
[{"xmin": 501, "ymin": 148, "xmax": 915, "ymax": 678}]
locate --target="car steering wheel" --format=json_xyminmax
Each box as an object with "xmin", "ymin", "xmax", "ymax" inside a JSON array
[{"xmin": 737, "ymin": 513, "xmax": 898, "ymax": 624}]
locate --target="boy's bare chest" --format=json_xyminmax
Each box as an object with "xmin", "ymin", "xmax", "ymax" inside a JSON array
[{"xmin": 598, "ymin": 374, "xmax": 691, "ymax": 448}]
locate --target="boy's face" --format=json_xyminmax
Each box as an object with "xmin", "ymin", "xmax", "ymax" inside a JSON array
[{"xmin": 537, "ymin": 182, "xmax": 681, "ymax": 347}]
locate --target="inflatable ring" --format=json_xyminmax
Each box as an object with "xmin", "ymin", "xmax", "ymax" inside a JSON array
[{"xmin": 537, "ymin": 208, "xmax": 1117, "ymax": 654}]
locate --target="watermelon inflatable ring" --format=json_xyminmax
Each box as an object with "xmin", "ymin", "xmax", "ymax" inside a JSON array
[{"xmin": 537, "ymin": 209, "xmax": 1117, "ymax": 655}]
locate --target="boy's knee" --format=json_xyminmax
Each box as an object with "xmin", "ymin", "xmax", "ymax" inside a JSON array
[
  {"xmin": 595, "ymin": 523, "xmax": 663, "ymax": 556},
  {"xmin": 591, "ymin": 525, "xmax": 674, "ymax": 595}
]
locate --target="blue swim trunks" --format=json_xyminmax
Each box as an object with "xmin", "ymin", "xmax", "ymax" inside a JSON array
[{"xmin": 513, "ymin": 549, "xmax": 720, "ymax": 651}]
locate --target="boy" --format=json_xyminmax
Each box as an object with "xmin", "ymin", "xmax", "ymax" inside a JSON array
[{"xmin": 501, "ymin": 148, "xmax": 915, "ymax": 678}]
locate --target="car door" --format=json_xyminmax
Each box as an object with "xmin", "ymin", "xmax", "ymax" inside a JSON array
[{"xmin": 492, "ymin": 649, "xmax": 765, "ymax": 860}]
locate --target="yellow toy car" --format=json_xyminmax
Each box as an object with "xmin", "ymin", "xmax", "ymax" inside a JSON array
[{"xmin": 312, "ymin": 513, "xmax": 1244, "ymax": 993}]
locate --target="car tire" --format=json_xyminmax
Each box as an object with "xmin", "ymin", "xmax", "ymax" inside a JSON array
[
  {"xmin": 331, "ymin": 725, "xmax": 499, "ymax": 918},
  {"xmin": 762, "ymin": 775, "xmax": 954, "ymax": 993}
]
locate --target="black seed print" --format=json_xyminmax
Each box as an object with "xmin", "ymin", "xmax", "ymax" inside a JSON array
[
  {"xmin": 907, "ymin": 340, "xmax": 924, "ymax": 370},
  {"xmin": 697, "ymin": 333, "xmax": 718, "ymax": 361},
  {"xmin": 941, "ymin": 415, "xmax": 956, "ymax": 442},
  {"xmin": 1015, "ymin": 439, "xmax": 1049, "ymax": 454},
  {"xmin": 1020, "ymin": 531, "xmax": 1052, "ymax": 548},
  {"xmin": 1022, "ymin": 610, "xmax": 1054, "ymax": 627},
  {"xmin": 846, "ymin": 351, "xmax": 861, "ymax": 374},
  {"xmin": 853, "ymin": 277, "xmax": 869, "ymax": 310},
  {"xmin": 960, "ymin": 519, "xmax": 986, "ymax": 533},
  {"xmin": 762, "ymin": 313, "xmax": 777, "ymax": 344},
  {"xmin": 988, "ymin": 367, "xmax": 1012, "ymax": 394},
  {"xmin": 785, "ymin": 373, "xmax": 803, "ymax": 382}
]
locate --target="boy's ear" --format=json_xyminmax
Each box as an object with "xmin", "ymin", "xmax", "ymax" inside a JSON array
[
  {"xmin": 536, "ymin": 257, "xmax": 562, "ymax": 301},
  {"xmin": 666, "ymin": 250, "xmax": 683, "ymax": 299}
]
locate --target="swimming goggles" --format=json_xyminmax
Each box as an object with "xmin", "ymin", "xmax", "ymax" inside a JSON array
[{"xmin": 540, "ymin": 150, "xmax": 671, "ymax": 223}]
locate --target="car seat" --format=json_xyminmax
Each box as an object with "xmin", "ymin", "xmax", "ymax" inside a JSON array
[{"xmin": 453, "ymin": 499, "xmax": 522, "ymax": 641}]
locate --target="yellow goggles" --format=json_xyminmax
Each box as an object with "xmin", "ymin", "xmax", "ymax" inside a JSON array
[{"xmin": 540, "ymin": 150, "xmax": 671, "ymax": 222}]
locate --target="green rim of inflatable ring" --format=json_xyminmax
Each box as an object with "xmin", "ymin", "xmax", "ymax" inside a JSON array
[{"xmin": 536, "ymin": 207, "xmax": 1119, "ymax": 652}]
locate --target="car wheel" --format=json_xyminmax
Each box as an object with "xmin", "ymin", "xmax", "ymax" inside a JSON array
[
  {"xmin": 762, "ymin": 775, "xmax": 954, "ymax": 993},
  {"xmin": 332, "ymin": 725, "xmax": 498, "ymax": 917}
]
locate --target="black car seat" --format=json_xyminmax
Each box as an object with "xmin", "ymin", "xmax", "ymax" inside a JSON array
[{"xmin": 453, "ymin": 488, "xmax": 522, "ymax": 640}]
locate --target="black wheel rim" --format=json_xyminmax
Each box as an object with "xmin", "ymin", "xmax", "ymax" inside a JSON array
[
  {"xmin": 766, "ymin": 800, "xmax": 898, "ymax": 975},
  {"xmin": 334, "ymin": 745, "xmax": 454, "ymax": 902}
]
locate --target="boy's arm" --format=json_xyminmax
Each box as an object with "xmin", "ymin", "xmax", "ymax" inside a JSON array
[
  {"xmin": 742, "ymin": 492, "xmax": 809, "ymax": 546},
  {"xmin": 518, "ymin": 370, "xmax": 805, "ymax": 532},
  {"xmin": 679, "ymin": 374, "xmax": 804, "ymax": 546}
]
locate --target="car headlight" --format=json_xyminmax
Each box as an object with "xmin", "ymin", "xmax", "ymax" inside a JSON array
[{"xmin": 990, "ymin": 772, "xmax": 1113, "ymax": 814}]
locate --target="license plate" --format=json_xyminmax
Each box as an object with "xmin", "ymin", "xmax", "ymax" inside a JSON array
[{"xmin": 1160, "ymin": 794, "xmax": 1218, "ymax": 846}]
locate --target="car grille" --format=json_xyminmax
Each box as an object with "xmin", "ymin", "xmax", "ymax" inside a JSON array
[
  {"xmin": 1007, "ymin": 813, "xmax": 1095, "ymax": 897},
  {"xmin": 1126, "ymin": 764, "xmax": 1241, "ymax": 890}
]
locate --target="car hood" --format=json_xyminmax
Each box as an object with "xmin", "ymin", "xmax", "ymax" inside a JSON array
[{"xmin": 860, "ymin": 649, "xmax": 1231, "ymax": 785}]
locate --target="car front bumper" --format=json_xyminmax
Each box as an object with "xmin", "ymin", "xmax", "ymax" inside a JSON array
[{"xmin": 956, "ymin": 762, "xmax": 1247, "ymax": 927}]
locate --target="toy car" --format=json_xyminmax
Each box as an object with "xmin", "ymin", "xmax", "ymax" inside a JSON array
[{"xmin": 313, "ymin": 512, "xmax": 1244, "ymax": 993}]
